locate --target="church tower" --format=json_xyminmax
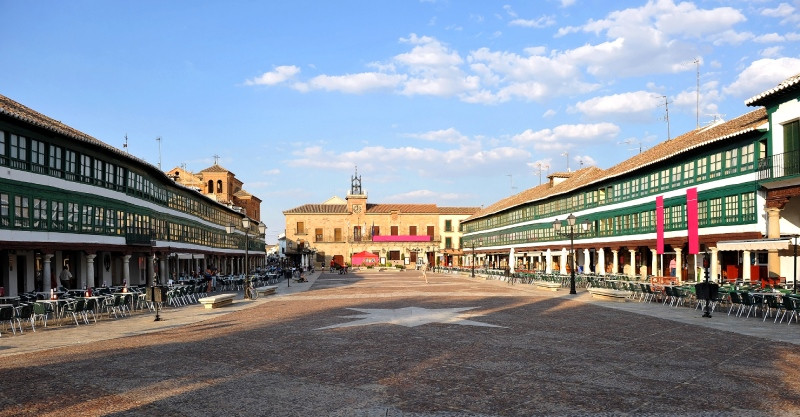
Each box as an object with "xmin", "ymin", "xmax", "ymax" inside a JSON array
[{"xmin": 346, "ymin": 166, "xmax": 367, "ymax": 216}]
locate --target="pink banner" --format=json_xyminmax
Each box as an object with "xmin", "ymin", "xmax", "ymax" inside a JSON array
[
  {"xmin": 372, "ymin": 235, "xmax": 431, "ymax": 242},
  {"xmin": 687, "ymin": 187, "xmax": 699, "ymax": 254},
  {"xmin": 656, "ymin": 196, "xmax": 664, "ymax": 254}
]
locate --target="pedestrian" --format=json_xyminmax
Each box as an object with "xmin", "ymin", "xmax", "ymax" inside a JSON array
[
  {"xmin": 669, "ymin": 257, "xmax": 677, "ymax": 277},
  {"xmin": 421, "ymin": 262, "xmax": 428, "ymax": 284},
  {"xmin": 59, "ymin": 265, "xmax": 72, "ymax": 289}
]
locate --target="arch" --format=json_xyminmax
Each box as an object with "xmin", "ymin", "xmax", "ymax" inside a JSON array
[{"xmin": 207, "ymin": 180, "xmax": 213, "ymax": 193}]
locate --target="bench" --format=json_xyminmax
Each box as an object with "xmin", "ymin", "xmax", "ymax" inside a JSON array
[
  {"xmin": 197, "ymin": 293, "xmax": 236, "ymax": 309},
  {"xmin": 534, "ymin": 281, "xmax": 561, "ymax": 291},
  {"xmin": 255, "ymin": 286, "xmax": 277, "ymax": 296},
  {"xmin": 587, "ymin": 288, "xmax": 631, "ymax": 303}
]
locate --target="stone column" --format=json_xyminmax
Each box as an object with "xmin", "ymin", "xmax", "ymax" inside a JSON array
[
  {"xmin": 146, "ymin": 254, "xmax": 155, "ymax": 286},
  {"xmin": 743, "ymin": 250, "xmax": 751, "ymax": 283},
  {"xmin": 612, "ymin": 249, "xmax": 619, "ymax": 275},
  {"xmin": 766, "ymin": 207, "xmax": 781, "ymax": 278},
  {"xmin": 509, "ymin": 248, "xmax": 515, "ymax": 274},
  {"xmin": 159, "ymin": 256, "xmax": 167, "ymax": 285},
  {"xmin": 43, "ymin": 254, "xmax": 53, "ymax": 293},
  {"xmin": 628, "ymin": 249, "xmax": 637, "ymax": 279},
  {"xmin": 710, "ymin": 247, "xmax": 719, "ymax": 282},
  {"xmin": 597, "ymin": 248, "xmax": 606, "ymax": 276},
  {"xmin": 650, "ymin": 249, "xmax": 658, "ymax": 278},
  {"xmin": 122, "ymin": 255, "xmax": 131, "ymax": 287},
  {"xmin": 85, "ymin": 254, "xmax": 96, "ymax": 289},
  {"xmin": 560, "ymin": 248, "xmax": 568, "ymax": 275},
  {"xmin": 675, "ymin": 247, "xmax": 683, "ymax": 282}
]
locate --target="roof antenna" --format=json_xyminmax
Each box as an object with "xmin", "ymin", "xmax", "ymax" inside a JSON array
[
  {"xmin": 658, "ymin": 95, "xmax": 671, "ymax": 140},
  {"xmin": 124, "ymin": 134, "xmax": 129, "ymax": 153}
]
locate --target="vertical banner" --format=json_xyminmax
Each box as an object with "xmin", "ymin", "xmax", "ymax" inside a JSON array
[
  {"xmin": 656, "ymin": 196, "xmax": 664, "ymax": 254},
  {"xmin": 687, "ymin": 187, "xmax": 699, "ymax": 254}
]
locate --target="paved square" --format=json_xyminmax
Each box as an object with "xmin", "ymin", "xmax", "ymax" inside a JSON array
[{"xmin": 0, "ymin": 270, "xmax": 798, "ymax": 416}]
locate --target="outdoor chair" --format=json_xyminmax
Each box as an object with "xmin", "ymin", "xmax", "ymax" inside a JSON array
[
  {"xmin": 728, "ymin": 291, "xmax": 743, "ymax": 316},
  {"xmin": 778, "ymin": 296, "xmax": 797, "ymax": 325},
  {"xmin": 83, "ymin": 298, "xmax": 97, "ymax": 324},
  {"xmin": 15, "ymin": 303, "xmax": 35, "ymax": 333},
  {"xmin": 0, "ymin": 306, "xmax": 19, "ymax": 336},
  {"xmin": 62, "ymin": 298, "xmax": 86, "ymax": 326},
  {"xmin": 33, "ymin": 302, "xmax": 51, "ymax": 328}
]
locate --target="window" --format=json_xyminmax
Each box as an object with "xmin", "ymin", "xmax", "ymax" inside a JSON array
[
  {"xmin": 698, "ymin": 200, "xmax": 708, "ymax": 226},
  {"xmin": 696, "ymin": 157, "xmax": 707, "ymax": 181},
  {"xmin": 741, "ymin": 144, "xmax": 755, "ymax": 170},
  {"xmin": 82, "ymin": 205, "xmax": 94, "ymax": 232},
  {"xmin": 207, "ymin": 180, "xmax": 213, "ymax": 193},
  {"xmin": 724, "ymin": 195, "xmax": 738, "ymax": 223},
  {"xmin": 709, "ymin": 153, "xmax": 722, "ymax": 178},
  {"xmin": 353, "ymin": 226, "xmax": 361, "ymax": 241},
  {"xmin": 334, "ymin": 228, "xmax": 342, "ymax": 241},
  {"xmin": 427, "ymin": 225, "xmax": 435, "ymax": 237},
  {"xmin": 315, "ymin": 228, "xmax": 323, "ymax": 242},
  {"xmin": 94, "ymin": 206, "xmax": 105, "ymax": 233},
  {"xmin": 683, "ymin": 161, "xmax": 695, "ymax": 183},
  {"xmin": 445, "ymin": 220, "xmax": 452, "ymax": 232},
  {"xmin": 372, "ymin": 225, "xmax": 380, "ymax": 236},
  {"xmin": 14, "ymin": 195, "xmax": 30, "ymax": 228},
  {"xmin": 388, "ymin": 250, "xmax": 400, "ymax": 261},
  {"xmin": 106, "ymin": 162, "xmax": 116, "ymax": 186},
  {"xmin": 408, "ymin": 225, "xmax": 416, "ymax": 235},
  {"xmin": 0, "ymin": 130, "xmax": 5, "ymax": 162},
  {"xmin": 296, "ymin": 221, "xmax": 305, "ymax": 234},
  {"xmin": 80, "ymin": 154, "xmax": 92, "ymax": 183},
  {"xmin": 445, "ymin": 237, "xmax": 452, "ymax": 248},
  {"xmin": 94, "ymin": 159, "xmax": 105, "ymax": 184},
  {"xmin": 649, "ymin": 172, "xmax": 659, "ymax": 192},
  {"xmin": 742, "ymin": 192, "xmax": 755, "ymax": 221},
  {"xmin": 391, "ymin": 225, "xmax": 398, "ymax": 235},
  {"xmin": 217, "ymin": 180, "xmax": 223, "ymax": 193},
  {"xmin": 48, "ymin": 144, "xmax": 62, "ymax": 176},
  {"xmin": 51, "ymin": 201, "xmax": 64, "ymax": 230},
  {"xmin": 30, "ymin": 139, "xmax": 45, "ymax": 168},
  {"xmin": 672, "ymin": 165, "xmax": 681, "ymax": 184},
  {"xmin": 724, "ymin": 148, "xmax": 739, "ymax": 174},
  {"xmin": 709, "ymin": 198, "xmax": 722, "ymax": 225},
  {"xmin": 660, "ymin": 169, "xmax": 670, "ymax": 190},
  {"xmin": 32, "ymin": 198, "xmax": 47, "ymax": 229},
  {"xmin": 0, "ymin": 193, "xmax": 8, "ymax": 226}
]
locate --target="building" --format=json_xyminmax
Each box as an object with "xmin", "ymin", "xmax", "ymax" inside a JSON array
[
  {"xmin": 0, "ymin": 93, "xmax": 266, "ymax": 297},
  {"xmin": 165, "ymin": 162, "xmax": 262, "ymax": 222},
  {"xmin": 462, "ymin": 73, "xmax": 800, "ymax": 287},
  {"xmin": 283, "ymin": 169, "xmax": 479, "ymax": 269}
]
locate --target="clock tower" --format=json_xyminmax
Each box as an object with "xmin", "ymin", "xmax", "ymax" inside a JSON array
[{"xmin": 346, "ymin": 166, "xmax": 367, "ymax": 215}]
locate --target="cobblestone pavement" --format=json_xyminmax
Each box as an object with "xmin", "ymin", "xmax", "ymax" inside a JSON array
[{"xmin": 1, "ymin": 270, "xmax": 799, "ymax": 417}]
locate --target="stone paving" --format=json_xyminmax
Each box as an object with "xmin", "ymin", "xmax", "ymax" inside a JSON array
[{"xmin": 0, "ymin": 270, "xmax": 799, "ymax": 416}]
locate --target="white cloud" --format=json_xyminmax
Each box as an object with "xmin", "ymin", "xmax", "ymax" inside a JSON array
[
  {"xmin": 297, "ymin": 72, "xmax": 406, "ymax": 94},
  {"xmin": 244, "ymin": 65, "xmax": 300, "ymax": 86},
  {"xmin": 543, "ymin": 109, "xmax": 557, "ymax": 118},
  {"xmin": 571, "ymin": 91, "xmax": 663, "ymax": 121},
  {"xmin": 403, "ymin": 128, "xmax": 471, "ymax": 144},
  {"xmin": 511, "ymin": 123, "xmax": 620, "ymax": 150},
  {"xmin": 761, "ymin": 3, "xmax": 795, "ymax": 18},
  {"xmin": 759, "ymin": 46, "xmax": 784, "ymax": 58},
  {"xmin": 383, "ymin": 189, "xmax": 464, "ymax": 203},
  {"xmin": 509, "ymin": 16, "xmax": 555, "ymax": 28},
  {"xmin": 262, "ymin": 168, "xmax": 281, "ymax": 175},
  {"xmin": 724, "ymin": 57, "xmax": 800, "ymax": 98},
  {"xmin": 753, "ymin": 33, "xmax": 786, "ymax": 43}
]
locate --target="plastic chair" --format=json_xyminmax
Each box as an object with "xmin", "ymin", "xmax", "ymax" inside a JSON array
[
  {"xmin": 15, "ymin": 304, "xmax": 36, "ymax": 333},
  {"xmin": 778, "ymin": 296, "xmax": 797, "ymax": 325},
  {"xmin": 62, "ymin": 299, "xmax": 86, "ymax": 326},
  {"xmin": 0, "ymin": 306, "xmax": 19, "ymax": 336},
  {"xmin": 33, "ymin": 302, "xmax": 51, "ymax": 327}
]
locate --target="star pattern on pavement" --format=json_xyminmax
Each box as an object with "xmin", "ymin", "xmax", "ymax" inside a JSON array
[{"xmin": 315, "ymin": 306, "xmax": 505, "ymax": 330}]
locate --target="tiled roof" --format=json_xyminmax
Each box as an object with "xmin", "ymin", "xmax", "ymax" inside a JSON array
[
  {"xmin": 0, "ymin": 93, "xmax": 153, "ymax": 169},
  {"xmin": 200, "ymin": 164, "xmax": 234, "ymax": 174},
  {"xmin": 366, "ymin": 204, "xmax": 439, "ymax": 214},
  {"xmin": 438, "ymin": 206, "xmax": 481, "ymax": 215},
  {"xmin": 745, "ymin": 72, "xmax": 800, "ymax": 106},
  {"xmin": 465, "ymin": 107, "xmax": 767, "ymax": 222},
  {"xmin": 283, "ymin": 204, "xmax": 349, "ymax": 214}
]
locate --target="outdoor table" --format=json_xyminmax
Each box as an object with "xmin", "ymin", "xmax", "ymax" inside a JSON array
[
  {"xmin": 0, "ymin": 296, "xmax": 20, "ymax": 306},
  {"xmin": 112, "ymin": 293, "xmax": 135, "ymax": 313},
  {"xmin": 38, "ymin": 299, "xmax": 69, "ymax": 326}
]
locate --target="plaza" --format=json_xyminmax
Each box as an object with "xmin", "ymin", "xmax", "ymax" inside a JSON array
[{"xmin": 1, "ymin": 269, "xmax": 798, "ymax": 416}]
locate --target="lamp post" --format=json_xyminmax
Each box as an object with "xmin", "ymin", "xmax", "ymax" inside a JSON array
[
  {"xmin": 226, "ymin": 218, "xmax": 266, "ymax": 299},
  {"xmin": 794, "ymin": 234, "xmax": 798, "ymax": 294},
  {"xmin": 552, "ymin": 214, "xmax": 591, "ymax": 295},
  {"xmin": 471, "ymin": 239, "xmax": 483, "ymax": 278}
]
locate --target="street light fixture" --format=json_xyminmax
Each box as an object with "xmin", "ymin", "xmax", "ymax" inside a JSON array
[{"xmin": 552, "ymin": 213, "xmax": 591, "ymax": 295}]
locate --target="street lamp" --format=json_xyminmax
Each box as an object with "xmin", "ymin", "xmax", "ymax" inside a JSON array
[
  {"xmin": 793, "ymin": 234, "xmax": 798, "ymax": 294},
  {"xmin": 471, "ymin": 239, "xmax": 483, "ymax": 278},
  {"xmin": 552, "ymin": 214, "xmax": 591, "ymax": 295},
  {"xmin": 226, "ymin": 218, "xmax": 266, "ymax": 299}
]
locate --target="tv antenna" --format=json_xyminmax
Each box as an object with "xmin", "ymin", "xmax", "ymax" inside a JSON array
[
  {"xmin": 534, "ymin": 162, "xmax": 550, "ymax": 185},
  {"xmin": 658, "ymin": 95, "xmax": 671, "ymax": 140},
  {"xmin": 692, "ymin": 58, "xmax": 700, "ymax": 129},
  {"xmin": 123, "ymin": 134, "xmax": 129, "ymax": 153},
  {"xmin": 618, "ymin": 138, "xmax": 644, "ymax": 154},
  {"xmin": 156, "ymin": 137, "xmax": 162, "ymax": 170},
  {"xmin": 506, "ymin": 174, "xmax": 518, "ymax": 194},
  {"xmin": 561, "ymin": 151, "xmax": 570, "ymax": 171}
]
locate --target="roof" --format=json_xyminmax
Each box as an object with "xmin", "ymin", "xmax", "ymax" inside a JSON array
[
  {"xmin": 366, "ymin": 204, "xmax": 438, "ymax": 214},
  {"xmin": 465, "ymin": 108, "xmax": 767, "ymax": 222},
  {"xmin": 745, "ymin": 72, "xmax": 800, "ymax": 107},
  {"xmin": 283, "ymin": 204, "xmax": 349, "ymax": 214},
  {"xmin": 438, "ymin": 206, "xmax": 481, "ymax": 215},
  {"xmin": 200, "ymin": 164, "xmax": 235, "ymax": 175},
  {"xmin": 0, "ymin": 93, "xmax": 154, "ymax": 171},
  {"xmin": 283, "ymin": 203, "xmax": 479, "ymax": 215}
]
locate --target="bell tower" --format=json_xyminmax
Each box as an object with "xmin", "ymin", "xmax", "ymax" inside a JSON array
[{"xmin": 346, "ymin": 166, "xmax": 367, "ymax": 214}]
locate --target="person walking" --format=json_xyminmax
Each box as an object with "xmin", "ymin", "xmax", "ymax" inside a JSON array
[
  {"xmin": 59, "ymin": 265, "xmax": 72, "ymax": 289},
  {"xmin": 421, "ymin": 262, "xmax": 428, "ymax": 284}
]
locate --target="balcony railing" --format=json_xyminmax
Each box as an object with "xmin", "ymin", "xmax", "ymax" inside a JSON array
[{"xmin": 758, "ymin": 150, "xmax": 800, "ymax": 181}]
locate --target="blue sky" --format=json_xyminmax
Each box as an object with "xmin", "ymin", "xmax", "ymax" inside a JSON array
[{"xmin": 2, "ymin": 0, "xmax": 799, "ymax": 242}]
